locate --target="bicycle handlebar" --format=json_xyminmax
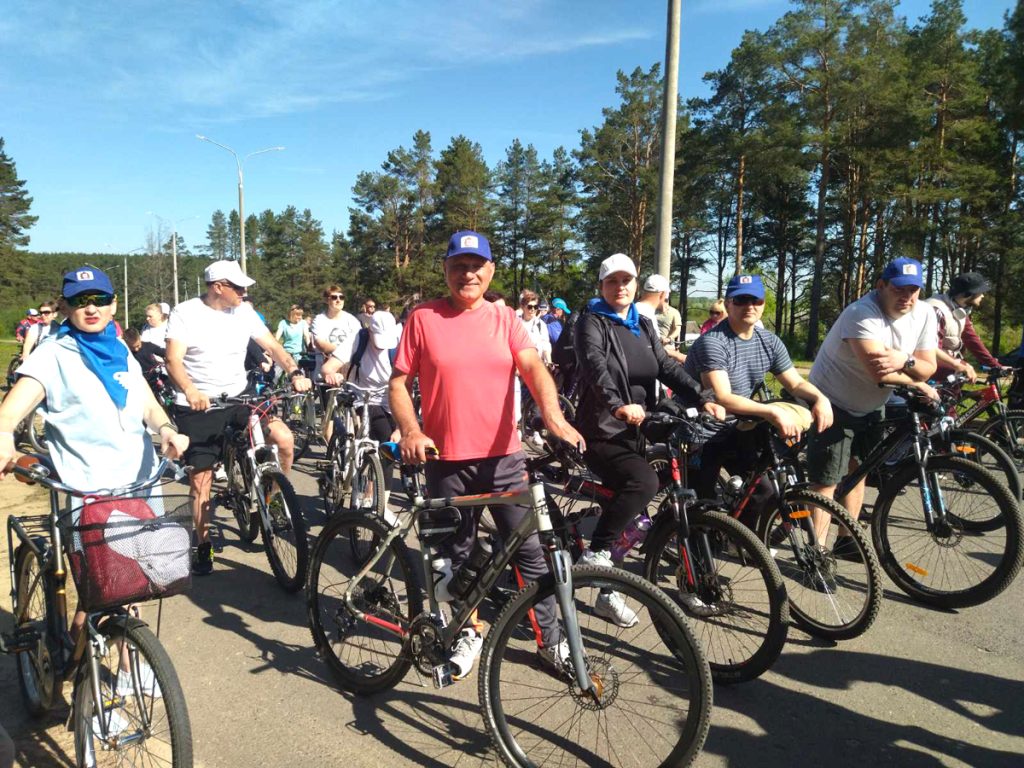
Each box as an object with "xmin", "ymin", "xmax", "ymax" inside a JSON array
[{"xmin": 12, "ymin": 457, "xmax": 185, "ymax": 498}]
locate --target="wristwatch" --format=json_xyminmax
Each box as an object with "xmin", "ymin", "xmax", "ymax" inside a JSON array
[
  {"xmin": 289, "ymin": 368, "xmax": 306, "ymax": 380},
  {"xmin": 902, "ymin": 355, "xmax": 916, "ymax": 371}
]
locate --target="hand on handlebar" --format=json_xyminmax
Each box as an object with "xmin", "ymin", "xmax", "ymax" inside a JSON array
[
  {"xmin": 186, "ymin": 387, "xmax": 211, "ymax": 412},
  {"xmin": 614, "ymin": 404, "xmax": 646, "ymax": 426},
  {"xmin": 291, "ymin": 374, "xmax": 312, "ymax": 393},
  {"xmin": 958, "ymin": 362, "xmax": 978, "ymax": 384},
  {"xmin": 399, "ymin": 430, "xmax": 438, "ymax": 465},
  {"xmin": 160, "ymin": 431, "xmax": 190, "ymax": 461},
  {"xmin": 767, "ymin": 404, "xmax": 803, "ymax": 440},
  {"xmin": 702, "ymin": 401, "xmax": 726, "ymax": 421},
  {"xmin": 911, "ymin": 381, "xmax": 940, "ymax": 402}
]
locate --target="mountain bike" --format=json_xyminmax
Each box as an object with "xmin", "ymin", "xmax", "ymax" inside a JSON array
[
  {"xmin": 316, "ymin": 383, "xmax": 386, "ymax": 520},
  {"xmin": 838, "ymin": 384, "xmax": 1023, "ymax": 609},
  {"xmin": 307, "ymin": 443, "xmax": 713, "ymax": 768},
  {"xmin": 209, "ymin": 391, "xmax": 308, "ymax": 592},
  {"xmin": 534, "ymin": 412, "xmax": 789, "ymax": 684},
  {"xmin": 2, "ymin": 455, "xmax": 193, "ymax": 768},
  {"xmin": 276, "ymin": 354, "xmax": 322, "ymax": 460}
]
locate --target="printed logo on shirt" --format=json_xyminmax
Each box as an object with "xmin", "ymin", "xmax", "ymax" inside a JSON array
[
  {"xmin": 113, "ymin": 371, "xmax": 131, "ymax": 389},
  {"xmin": 329, "ymin": 327, "xmax": 352, "ymax": 344}
]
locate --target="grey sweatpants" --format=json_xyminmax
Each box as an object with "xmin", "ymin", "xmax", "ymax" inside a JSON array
[{"xmin": 425, "ymin": 451, "xmax": 560, "ymax": 648}]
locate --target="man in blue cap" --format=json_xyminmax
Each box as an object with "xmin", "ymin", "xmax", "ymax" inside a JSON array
[
  {"xmin": 684, "ymin": 273, "xmax": 832, "ymax": 500},
  {"xmin": 807, "ymin": 257, "xmax": 937, "ymax": 557}
]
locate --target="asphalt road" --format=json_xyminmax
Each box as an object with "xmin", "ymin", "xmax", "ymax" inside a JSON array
[{"xmin": 2, "ymin": 447, "xmax": 1022, "ymax": 767}]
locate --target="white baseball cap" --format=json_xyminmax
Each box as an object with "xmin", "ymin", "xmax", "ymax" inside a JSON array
[
  {"xmin": 204, "ymin": 260, "xmax": 255, "ymax": 288},
  {"xmin": 643, "ymin": 274, "xmax": 670, "ymax": 294},
  {"xmin": 369, "ymin": 311, "xmax": 399, "ymax": 350},
  {"xmin": 598, "ymin": 253, "xmax": 638, "ymax": 281}
]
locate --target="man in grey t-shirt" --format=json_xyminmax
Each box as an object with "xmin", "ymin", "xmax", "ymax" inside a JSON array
[
  {"xmin": 686, "ymin": 274, "xmax": 832, "ymax": 499},
  {"xmin": 806, "ymin": 257, "xmax": 938, "ymax": 558}
]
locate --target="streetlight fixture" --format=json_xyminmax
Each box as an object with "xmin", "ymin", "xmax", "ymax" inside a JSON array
[
  {"xmin": 195, "ymin": 135, "xmax": 284, "ymax": 275},
  {"xmin": 147, "ymin": 212, "xmax": 196, "ymax": 306}
]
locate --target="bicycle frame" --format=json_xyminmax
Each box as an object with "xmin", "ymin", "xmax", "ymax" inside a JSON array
[
  {"xmin": 220, "ymin": 397, "xmax": 283, "ymax": 533},
  {"xmin": 322, "ymin": 384, "xmax": 383, "ymax": 508},
  {"xmin": 341, "ymin": 460, "xmax": 595, "ymax": 692}
]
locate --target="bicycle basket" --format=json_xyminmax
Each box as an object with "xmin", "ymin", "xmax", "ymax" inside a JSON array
[{"xmin": 64, "ymin": 494, "xmax": 193, "ymax": 611}]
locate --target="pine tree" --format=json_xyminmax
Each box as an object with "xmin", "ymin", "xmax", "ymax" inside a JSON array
[
  {"xmin": 0, "ymin": 137, "xmax": 38, "ymax": 255},
  {"xmin": 206, "ymin": 210, "xmax": 229, "ymax": 260}
]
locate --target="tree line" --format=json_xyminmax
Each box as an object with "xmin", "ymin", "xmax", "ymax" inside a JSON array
[{"xmin": 2, "ymin": 0, "xmax": 1021, "ymax": 354}]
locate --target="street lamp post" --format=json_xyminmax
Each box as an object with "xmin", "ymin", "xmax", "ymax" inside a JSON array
[
  {"xmin": 655, "ymin": 0, "xmax": 682, "ymax": 281},
  {"xmin": 148, "ymin": 213, "xmax": 195, "ymax": 306},
  {"xmin": 195, "ymin": 135, "xmax": 284, "ymax": 275}
]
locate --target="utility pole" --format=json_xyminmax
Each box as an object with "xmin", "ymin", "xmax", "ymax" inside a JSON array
[{"xmin": 655, "ymin": 0, "xmax": 681, "ymax": 281}]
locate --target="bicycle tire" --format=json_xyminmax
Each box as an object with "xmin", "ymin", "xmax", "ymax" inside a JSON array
[
  {"xmin": 25, "ymin": 405, "xmax": 48, "ymax": 454},
  {"xmin": 13, "ymin": 541, "xmax": 64, "ymax": 715},
  {"xmin": 349, "ymin": 450, "xmax": 386, "ymax": 518},
  {"xmin": 872, "ymin": 455, "xmax": 1024, "ymax": 608},
  {"xmin": 479, "ymin": 564, "xmax": 713, "ymax": 768},
  {"xmin": 980, "ymin": 409, "xmax": 1024, "ymax": 499},
  {"xmin": 73, "ymin": 619, "xmax": 192, "ymax": 768},
  {"xmin": 644, "ymin": 503, "xmax": 789, "ymax": 683},
  {"xmin": 226, "ymin": 451, "xmax": 259, "ymax": 544},
  {"xmin": 320, "ymin": 432, "xmax": 348, "ymax": 516},
  {"xmin": 259, "ymin": 471, "xmax": 308, "ymax": 592},
  {"xmin": 6, "ymin": 354, "xmax": 21, "ymax": 388},
  {"xmin": 946, "ymin": 428, "xmax": 1022, "ymax": 505},
  {"xmin": 758, "ymin": 490, "xmax": 882, "ymax": 641},
  {"xmin": 306, "ymin": 511, "xmax": 423, "ymax": 694}
]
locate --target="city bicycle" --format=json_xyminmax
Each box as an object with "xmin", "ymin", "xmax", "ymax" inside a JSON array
[
  {"xmin": 307, "ymin": 443, "xmax": 713, "ymax": 768},
  {"xmin": 838, "ymin": 384, "xmax": 1023, "ymax": 609},
  {"xmin": 317, "ymin": 383, "xmax": 386, "ymax": 520},
  {"xmin": 209, "ymin": 391, "xmax": 308, "ymax": 592},
  {"xmin": 2, "ymin": 455, "xmax": 193, "ymax": 768},
  {"xmin": 534, "ymin": 412, "xmax": 789, "ymax": 683}
]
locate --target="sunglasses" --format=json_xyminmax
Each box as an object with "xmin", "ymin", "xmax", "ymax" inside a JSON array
[
  {"xmin": 40, "ymin": 309, "xmax": 54, "ymax": 315},
  {"xmin": 525, "ymin": 304, "xmax": 538, "ymax": 310},
  {"xmin": 327, "ymin": 293, "xmax": 345, "ymax": 300},
  {"xmin": 731, "ymin": 296, "xmax": 765, "ymax": 307},
  {"xmin": 67, "ymin": 293, "xmax": 115, "ymax": 309}
]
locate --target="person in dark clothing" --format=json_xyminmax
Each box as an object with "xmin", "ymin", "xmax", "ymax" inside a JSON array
[{"xmin": 573, "ymin": 253, "xmax": 723, "ymax": 624}]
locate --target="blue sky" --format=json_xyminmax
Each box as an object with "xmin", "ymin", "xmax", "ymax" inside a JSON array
[{"xmin": 3, "ymin": 0, "xmax": 1015, "ymax": 258}]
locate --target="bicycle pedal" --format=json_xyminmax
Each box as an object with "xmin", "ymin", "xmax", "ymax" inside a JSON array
[
  {"xmin": 431, "ymin": 663, "xmax": 454, "ymax": 689},
  {"xmin": 1, "ymin": 626, "xmax": 41, "ymax": 654}
]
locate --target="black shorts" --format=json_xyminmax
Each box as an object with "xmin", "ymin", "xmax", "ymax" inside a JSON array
[
  {"xmin": 173, "ymin": 404, "xmax": 248, "ymax": 472},
  {"xmin": 367, "ymin": 405, "xmax": 396, "ymax": 443}
]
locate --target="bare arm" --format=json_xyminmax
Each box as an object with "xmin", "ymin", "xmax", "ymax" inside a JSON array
[
  {"xmin": 0, "ymin": 376, "xmax": 45, "ymax": 476},
  {"xmin": 165, "ymin": 338, "xmax": 209, "ymax": 411},
  {"xmin": 140, "ymin": 384, "xmax": 189, "ymax": 459},
  {"xmin": 702, "ymin": 369, "xmax": 804, "ymax": 438},
  {"xmin": 389, "ymin": 371, "xmax": 435, "ymax": 464},
  {"xmin": 253, "ymin": 332, "xmax": 310, "ymax": 391},
  {"xmin": 848, "ymin": 338, "xmax": 937, "ymax": 384},
  {"xmin": 776, "ymin": 367, "xmax": 834, "ymax": 432}
]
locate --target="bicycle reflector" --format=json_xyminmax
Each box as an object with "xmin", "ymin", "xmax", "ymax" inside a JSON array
[
  {"xmin": 789, "ymin": 509, "xmax": 811, "ymax": 519},
  {"xmin": 954, "ymin": 444, "xmax": 977, "ymax": 455},
  {"xmin": 906, "ymin": 563, "xmax": 928, "ymax": 576}
]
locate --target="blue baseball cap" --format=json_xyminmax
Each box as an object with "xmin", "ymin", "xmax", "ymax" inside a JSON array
[
  {"xmin": 62, "ymin": 267, "xmax": 115, "ymax": 299},
  {"xmin": 725, "ymin": 274, "xmax": 765, "ymax": 300},
  {"xmin": 551, "ymin": 298, "xmax": 571, "ymax": 315},
  {"xmin": 881, "ymin": 257, "xmax": 924, "ymax": 288},
  {"xmin": 446, "ymin": 230, "xmax": 493, "ymax": 261}
]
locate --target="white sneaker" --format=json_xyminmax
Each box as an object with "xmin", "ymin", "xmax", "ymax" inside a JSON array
[
  {"xmin": 537, "ymin": 637, "xmax": 572, "ymax": 676},
  {"xmin": 213, "ymin": 465, "xmax": 227, "ymax": 482},
  {"xmin": 594, "ymin": 591, "xmax": 639, "ymax": 628},
  {"xmin": 92, "ymin": 705, "xmax": 129, "ymax": 739},
  {"xmin": 117, "ymin": 665, "xmax": 162, "ymax": 699},
  {"xmin": 577, "ymin": 548, "xmax": 614, "ymax": 568},
  {"xmin": 449, "ymin": 629, "xmax": 484, "ymax": 681},
  {"xmin": 678, "ymin": 591, "xmax": 720, "ymax": 618}
]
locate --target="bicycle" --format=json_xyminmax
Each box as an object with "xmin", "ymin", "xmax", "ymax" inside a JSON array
[
  {"xmin": 713, "ymin": 415, "xmax": 883, "ymax": 641},
  {"xmin": 276, "ymin": 354, "xmax": 322, "ymax": 461},
  {"xmin": 2, "ymin": 455, "xmax": 193, "ymax": 768},
  {"xmin": 306, "ymin": 443, "xmax": 713, "ymax": 768},
  {"xmin": 316, "ymin": 383, "xmax": 387, "ymax": 522},
  {"xmin": 209, "ymin": 391, "xmax": 308, "ymax": 592},
  {"xmin": 836, "ymin": 384, "xmax": 1023, "ymax": 609},
  {"xmin": 534, "ymin": 413, "xmax": 789, "ymax": 683}
]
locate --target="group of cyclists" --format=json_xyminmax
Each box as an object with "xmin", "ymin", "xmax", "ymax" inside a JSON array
[{"xmin": 0, "ymin": 227, "xmax": 1017, "ymax": 766}]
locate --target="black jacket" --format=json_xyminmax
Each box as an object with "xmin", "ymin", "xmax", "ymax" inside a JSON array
[{"xmin": 573, "ymin": 308, "xmax": 704, "ymax": 441}]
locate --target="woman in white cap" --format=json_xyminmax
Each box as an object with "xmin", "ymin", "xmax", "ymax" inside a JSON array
[{"xmin": 573, "ymin": 253, "xmax": 722, "ymax": 625}]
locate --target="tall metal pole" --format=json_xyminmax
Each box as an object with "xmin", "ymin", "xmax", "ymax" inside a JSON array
[
  {"xmin": 655, "ymin": 0, "xmax": 682, "ymax": 280},
  {"xmin": 196, "ymin": 136, "xmax": 284, "ymax": 275}
]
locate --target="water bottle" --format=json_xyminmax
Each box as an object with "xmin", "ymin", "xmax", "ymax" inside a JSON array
[
  {"xmin": 450, "ymin": 537, "xmax": 494, "ymax": 599},
  {"xmin": 431, "ymin": 556, "xmax": 454, "ymax": 602},
  {"xmin": 249, "ymin": 413, "xmax": 265, "ymax": 448},
  {"xmin": 610, "ymin": 512, "xmax": 653, "ymax": 562}
]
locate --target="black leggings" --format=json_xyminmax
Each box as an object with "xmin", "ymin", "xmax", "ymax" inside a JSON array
[{"xmin": 583, "ymin": 437, "xmax": 659, "ymax": 552}]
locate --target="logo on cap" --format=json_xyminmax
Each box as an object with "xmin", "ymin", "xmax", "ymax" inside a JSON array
[
  {"xmin": 903, "ymin": 264, "xmax": 916, "ymax": 275},
  {"xmin": 76, "ymin": 270, "xmax": 94, "ymax": 280},
  {"xmin": 461, "ymin": 235, "xmax": 479, "ymax": 249},
  {"xmin": 739, "ymin": 276, "xmax": 752, "ymax": 284}
]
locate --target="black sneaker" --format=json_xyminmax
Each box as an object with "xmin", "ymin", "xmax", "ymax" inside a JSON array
[
  {"xmin": 193, "ymin": 542, "xmax": 214, "ymax": 576},
  {"xmin": 809, "ymin": 546, "xmax": 837, "ymax": 593},
  {"xmin": 832, "ymin": 535, "xmax": 865, "ymax": 563}
]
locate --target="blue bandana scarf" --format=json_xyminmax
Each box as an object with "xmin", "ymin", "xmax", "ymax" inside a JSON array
[
  {"xmin": 587, "ymin": 297, "xmax": 642, "ymax": 337},
  {"xmin": 57, "ymin": 321, "xmax": 130, "ymax": 408}
]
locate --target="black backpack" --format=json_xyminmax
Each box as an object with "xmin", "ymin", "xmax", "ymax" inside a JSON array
[
  {"xmin": 551, "ymin": 311, "xmax": 579, "ymax": 371},
  {"xmin": 347, "ymin": 327, "xmax": 371, "ymax": 380}
]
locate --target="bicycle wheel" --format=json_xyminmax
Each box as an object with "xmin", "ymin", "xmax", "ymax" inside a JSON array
[
  {"xmin": 226, "ymin": 451, "xmax": 259, "ymax": 544},
  {"xmin": 306, "ymin": 512, "xmax": 423, "ymax": 694},
  {"xmin": 284, "ymin": 392, "xmax": 315, "ymax": 461},
  {"xmin": 980, "ymin": 409, "xmax": 1024, "ymax": 498},
  {"xmin": 13, "ymin": 542, "xmax": 64, "ymax": 715},
  {"xmin": 320, "ymin": 433, "xmax": 348, "ymax": 515},
  {"xmin": 6, "ymin": 354, "xmax": 21, "ymax": 388},
  {"xmin": 259, "ymin": 470, "xmax": 308, "ymax": 592},
  {"xmin": 872, "ymin": 455, "xmax": 1024, "ymax": 608},
  {"xmin": 946, "ymin": 428, "xmax": 1022, "ymax": 505},
  {"xmin": 349, "ymin": 450, "xmax": 386, "ymax": 517},
  {"xmin": 758, "ymin": 490, "xmax": 882, "ymax": 641},
  {"xmin": 479, "ymin": 564, "xmax": 712, "ymax": 768},
  {"xmin": 25, "ymin": 405, "xmax": 47, "ymax": 454},
  {"xmin": 73, "ymin": 619, "xmax": 192, "ymax": 768},
  {"xmin": 521, "ymin": 393, "xmax": 576, "ymax": 451},
  {"xmin": 644, "ymin": 503, "xmax": 789, "ymax": 683}
]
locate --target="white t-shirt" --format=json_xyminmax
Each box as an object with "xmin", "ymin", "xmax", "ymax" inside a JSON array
[
  {"xmin": 17, "ymin": 335, "xmax": 157, "ymax": 492},
  {"xmin": 635, "ymin": 302, "xmax": 657, "ymax": 320},
  {"xmin": 311, "ymin": 310, "xmax": 361, "ymax": 376},
  {"xmin": 810, "ymin": 291, "xmax": 937, "ymax": 416},
  {"xmin": 519, "ymin": 314, "xmax": 551, "ymax": 363},
  {"xmin": 336, "ymin": 312, "xmax": 398, "ymax": 408},
  {"xmin": 165, "ymin": 298, "xmax": 269, "ymax": 405},
  {"xmin": 140, "ymin": 322, "xmax": 168, "ymax": 345}
]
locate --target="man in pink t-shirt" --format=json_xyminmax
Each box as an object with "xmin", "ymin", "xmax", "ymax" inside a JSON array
[{"xmin": 390, "ymin": 229, "xmax": 583, "ymax": 680}]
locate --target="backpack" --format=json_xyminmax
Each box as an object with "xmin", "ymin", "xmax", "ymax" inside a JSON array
[
  {"xmin": 551, "ymin": 310, "xmax": 580, "ymax": 371},
  {"xmin": 347, "ymin": 327, "xmax": 371, "ymax": 380}
]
